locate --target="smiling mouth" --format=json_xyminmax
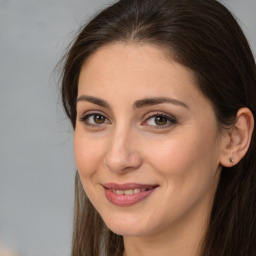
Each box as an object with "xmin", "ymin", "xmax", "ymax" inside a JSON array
[
  {"xmin": 103, "ymin": 183, "xmax": 159, "ymax": 206},
  {"xmin": 110, "ymin": 188, "xmax": 149, "ymax": 195}
]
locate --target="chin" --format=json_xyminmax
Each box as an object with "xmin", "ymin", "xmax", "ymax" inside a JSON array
[
  {"xmin": 108, "ymin": 226, "xmax": 146, "ymax": 237},
  {"xmin": 103, "ymin": 215, "xmax": 154, "ymax": 237}
]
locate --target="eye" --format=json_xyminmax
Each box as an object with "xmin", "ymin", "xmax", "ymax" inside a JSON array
[
  {"xmin": 80, "ymin": 112, "xmax": 110, "ymax": 127},
  {"xmin": 143, "ymin": 113, "xmax": 177, "ymax": 128}
]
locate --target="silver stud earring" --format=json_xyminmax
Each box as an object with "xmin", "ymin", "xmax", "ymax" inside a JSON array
[{"xmin": 229, "ymin": 157, "xmax": 234, "ymax": 164}]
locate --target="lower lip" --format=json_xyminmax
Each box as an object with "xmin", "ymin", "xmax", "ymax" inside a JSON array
[{"xmin": 104, "ymin": 188, "xmax": 156, "ymax": 206}]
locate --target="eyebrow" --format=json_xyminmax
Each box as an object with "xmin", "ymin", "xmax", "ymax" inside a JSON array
[
  {"xmin": 76, "ymin": 95, "xmax": 110, "ymax": 108},
  {"xmin": 76, "ymin": 95, "xmax": 189, "ymax": 109},
  {"xmin": 133, "ymin": 97, "xmax": 189, "ymax": 109}
]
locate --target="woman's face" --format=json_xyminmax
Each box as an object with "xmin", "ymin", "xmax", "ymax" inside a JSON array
[{"xmin": 74, "ymin": 43, "xmax": 226, "ymax": 237}]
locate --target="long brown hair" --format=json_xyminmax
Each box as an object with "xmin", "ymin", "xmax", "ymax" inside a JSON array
[{"xmin": 60, "ymin": 0, "xmax": 256, "ymax": 255}]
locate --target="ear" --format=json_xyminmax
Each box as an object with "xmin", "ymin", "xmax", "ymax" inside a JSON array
[{"xmin": 220, "ymin": 107, "xmax": 254, "ymax": 167}]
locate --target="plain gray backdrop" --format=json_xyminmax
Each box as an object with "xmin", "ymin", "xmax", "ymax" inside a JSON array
[{"xmin": 0, "ymin": 1, "xmax": 255, "ymax": 256}]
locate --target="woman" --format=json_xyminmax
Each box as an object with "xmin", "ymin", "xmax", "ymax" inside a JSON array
[{"xmin": 60, "ymin": 0, "xmax": 256, "ymax": 255}]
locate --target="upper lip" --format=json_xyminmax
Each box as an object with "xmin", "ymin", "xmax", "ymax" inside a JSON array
[{"xmin": 103, "ymin": 183, "xmax": 159, "ymax": 190}]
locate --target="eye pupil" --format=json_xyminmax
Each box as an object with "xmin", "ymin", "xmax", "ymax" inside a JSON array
[
  {"xmin": 155, "ymin": 116, "xmax": 167, "ymax": 125},
  {"xmin": 94, "ymin": 114, "xmax": 105, "ymax": 124}
]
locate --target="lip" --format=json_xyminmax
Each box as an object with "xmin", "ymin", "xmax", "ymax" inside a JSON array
[{"xmin": 103, "ymin": 183, "xmax": 159, "ymax": 206}]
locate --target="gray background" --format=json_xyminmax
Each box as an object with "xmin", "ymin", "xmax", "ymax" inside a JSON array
[{"xmin": 0, "ymin": 1, "xmax": 255, "ymax": 256}]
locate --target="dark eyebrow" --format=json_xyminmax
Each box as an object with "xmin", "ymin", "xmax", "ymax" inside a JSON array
[
  {"xmin": 76, "ymin": 95, "xmax": 189, "ymax": 110},
  {"xmin": 133, "ymin": 97, "xmax": 189, "ymax": 109},
  {"xmin": 76, "ymin": 95, "xmax": 110, "ymax": 108}
]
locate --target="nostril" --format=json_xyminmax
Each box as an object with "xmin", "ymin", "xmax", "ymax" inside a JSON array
[{"xmin": 104, "ymin": 150, "xmax": 142, "ymax": 173}]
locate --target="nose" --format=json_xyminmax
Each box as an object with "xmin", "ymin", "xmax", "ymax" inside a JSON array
[{"xmin": 104, "ymin": 128, "xmax": 142, "ymax": 174}]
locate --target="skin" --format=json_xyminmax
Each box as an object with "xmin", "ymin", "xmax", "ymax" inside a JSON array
[{"xmin": 74, "ymin": 43, "xmax": 231, "ymax": 256}]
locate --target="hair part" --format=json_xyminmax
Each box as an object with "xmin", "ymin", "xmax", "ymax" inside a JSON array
[{"xmin": 60, "ymin": 0, "xmax": 256, "ymax": 255}]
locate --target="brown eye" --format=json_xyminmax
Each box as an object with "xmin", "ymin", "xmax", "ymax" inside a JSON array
[
  {"xmin": 154, "ymin": 116, "xmax": 168, "ymax": 126},
  {"xmin": 143, "ymin": 113, "xmax": 177, "ymax": 129},
  {"xmin": 93, "ymin": 114, "xmax": 105, "ymax": 124},
  {"xmin": 80, "ymin": 113, "xmax": 110, "ymax": 127}
]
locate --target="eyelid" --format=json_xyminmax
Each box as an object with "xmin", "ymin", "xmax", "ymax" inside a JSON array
[
  {"xmin": 78, "ymin": 110, "xmax": 177, "ymax": 129},
  {"xmin": 79, "ymin": 110, "xmax": 105, "ymax": 119},
  {"xmin": 142, "ymin": 111, "xmax": 177, "ymax": 128},
  {"xmin": 79, "ymin": 111, "xmax": 111, "ymax": 126}
]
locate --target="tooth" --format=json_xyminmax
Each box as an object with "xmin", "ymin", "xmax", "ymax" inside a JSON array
[
  {"xmin": 116, "ymin": 190, "xmax": 124, "ymax": 195},
  {"xmin": 124, "ymin": 189, "xmax": 134, "ymax": 195},
  {"xmin": 110, "ymin": 187, "xmax": 152, "ymax": 195},
  {"xmin": 133, "ymin": 189, "xmax": 140, "ymax": 194}
]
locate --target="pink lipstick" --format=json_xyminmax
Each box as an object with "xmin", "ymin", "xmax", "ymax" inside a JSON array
[{"xmin": 103, "ymin": 183, "xmax": 158, "ymax": 206}]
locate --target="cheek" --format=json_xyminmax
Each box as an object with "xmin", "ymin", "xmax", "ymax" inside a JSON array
[
  {"xmin": 147, "ymin": 140, "xmax": 196, "ymax": 182},
  {"xmin": 73, "ymin": 130, "xmax": 105, "ymax": 178},
  {"xmin": 145, "ymin": 127, "xmax": 220, "ymax": 188},
  {"xmin": 145, "ymin": 131, "xmax": 220, "ymax": 221},
  {"xmin": 73, "ymin": 130, "xmax": 110, "ymax": 211}
]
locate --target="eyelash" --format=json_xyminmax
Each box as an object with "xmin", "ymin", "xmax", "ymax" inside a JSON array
[
  {"xmin": 143, "ymin": 112, "xmax": 177, "ymax": 129},
  {"xmin": 80, "ymin": 112, "xmax": 177, "ymax": 129},
  {"xmin": 80, "ymin": 112, "xmax": 110, "ymax": 127}
]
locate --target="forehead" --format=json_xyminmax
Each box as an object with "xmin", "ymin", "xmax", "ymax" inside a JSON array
[{"xmin": 78, "ymin": 43, "xmax": 199, "ymax": 98}]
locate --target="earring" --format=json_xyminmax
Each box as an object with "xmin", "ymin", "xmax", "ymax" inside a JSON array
[{"xmin": 229, "ymin": 157, "xmax": 234, "ymax": 164}]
